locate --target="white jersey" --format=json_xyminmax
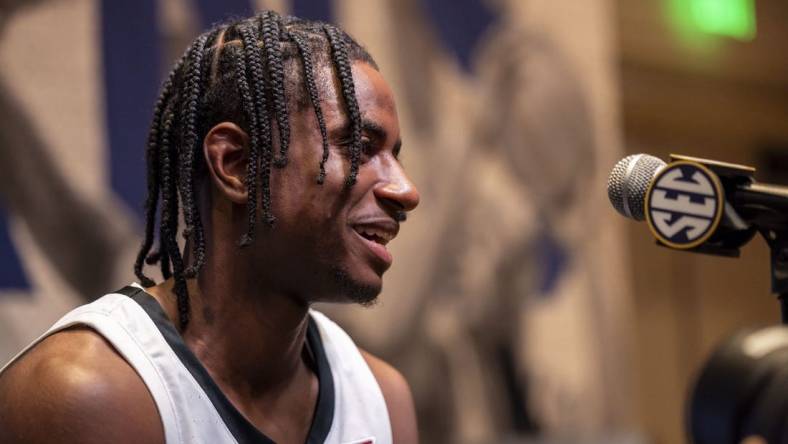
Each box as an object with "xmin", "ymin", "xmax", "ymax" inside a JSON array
[{"xmin": 1, "ymin": 284, "xmax": 391, "ymax": 444}]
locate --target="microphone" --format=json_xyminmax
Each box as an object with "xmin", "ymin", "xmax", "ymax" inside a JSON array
[
  {"xmin": 607, "ymin": 153, "xmax": 788, "ymax": 258},
  {"xmin": 607, "ymin": 154, "xmax": 667, "ymax": 221}
]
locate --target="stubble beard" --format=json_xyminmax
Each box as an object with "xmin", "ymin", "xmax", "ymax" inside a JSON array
[{"xmin": 330, "ymin": 265, "xmax": 380, "ymax": 307}]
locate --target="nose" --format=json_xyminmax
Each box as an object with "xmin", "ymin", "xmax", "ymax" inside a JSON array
[{"xmin": 374, "ymin": 161, "xmax": 420, "ymax": 214}]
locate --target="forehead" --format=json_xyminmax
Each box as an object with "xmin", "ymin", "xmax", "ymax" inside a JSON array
[
  {"xmin": 350, "ymin": 63, "xmax": 397, "ymax": 116},
  {"xmin": 318, "ymin": 62, "xmax": 399, "ymax": 132}
]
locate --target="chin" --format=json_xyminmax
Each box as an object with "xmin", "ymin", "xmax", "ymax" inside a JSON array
[{"xmin": 330, "ymin": 265, "xmax": 382, "ymax": 306}]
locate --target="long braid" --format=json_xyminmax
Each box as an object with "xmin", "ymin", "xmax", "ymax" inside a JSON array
[
  {"xmin": 254, "ymin": 17, "xmax": 275, "ymax": 225},
  {"xmin": 289, "ymin": 31, "xmax": 330, "ymax": 184},
  {"xmin": 261, "ymin": 11, "xmax": 291, "ymax": 167},
  {"xmin": 179, "ymin": 34, "xmax": 209, "ymax": 278},
  {"xmin": 233, "ymin": 27, "xmax": 260, "ymax": 247},
  {"xmin": 159, "ymin": 101, "xmax": 189, "ymax": 329},
  {"xmin": 324, "ymin": 24, "xmax": 363, "ymax": 186},
  {"xmin": 189, "ymin": 29, "xmax": 223, "ymax": 278},
  {"xmin": 157, "ymin": 104, "xmax": 176, "ymax": 281},
  {"xmin": 237, "ymin": 25, "xmax": 273, "ymax": 246},
  {"xmin": 134, "ymin": 59, "xmax": 182, "ymax": 287}
]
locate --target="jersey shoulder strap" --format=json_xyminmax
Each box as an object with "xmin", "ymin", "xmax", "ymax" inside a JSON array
[{"xmin": 310, "ymin": 310, "xmax": 393, "ymax": 444}]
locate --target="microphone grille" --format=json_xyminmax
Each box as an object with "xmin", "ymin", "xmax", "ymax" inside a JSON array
[{"xmin": 607, "ymin": 154, "xmax": 667, "ymax": 220}]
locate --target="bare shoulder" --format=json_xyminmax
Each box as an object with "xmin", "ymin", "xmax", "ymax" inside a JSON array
[
  {"xmin": 360, "ymin": 349, "xmax": 419, "ymax": 444},
  {"xmin": 0, "ymin": 327, "xmax": 164, "ymax": 444}
]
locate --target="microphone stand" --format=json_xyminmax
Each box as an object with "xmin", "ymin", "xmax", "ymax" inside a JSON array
[
  {"xmin": 669, "ymin": 155, "xmax": 788, "ymax": 324},
  {"xmin": 729, "ymin": 180, "xmax": 788, "ymax": 324},
  {"xmin": 766, "ymin": 229, "xmax": 788, "ymax": 324}
]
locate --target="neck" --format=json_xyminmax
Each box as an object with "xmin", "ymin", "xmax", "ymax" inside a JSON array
[{"xmin": 148, "ymin": 258, "xmax": 313, "ymax": 402}]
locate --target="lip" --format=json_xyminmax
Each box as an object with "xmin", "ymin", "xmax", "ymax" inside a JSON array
[{"xmin": 350, "ymin": 218, "xmax": 399, "ymax": 268}]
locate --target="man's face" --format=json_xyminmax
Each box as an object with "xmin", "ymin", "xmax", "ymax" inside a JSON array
[{"xmin": 252, "ymin": 61, "xmax": 419, "ymax": 304}]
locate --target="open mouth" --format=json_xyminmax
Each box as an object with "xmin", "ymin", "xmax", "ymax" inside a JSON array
[
  {"xmin": 354, "ymin": 226, "xmax": 394, "ymax": 246},
  {"xmin": 351, "ymin": 222, "xmax": 398, "ymax": 267}
]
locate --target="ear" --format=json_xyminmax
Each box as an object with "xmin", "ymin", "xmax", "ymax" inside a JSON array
[{"xmin": 203, "ymin": 122, "xmax": 249, "ymax": 204}]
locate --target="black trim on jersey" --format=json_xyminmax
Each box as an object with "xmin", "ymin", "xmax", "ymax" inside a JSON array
[{"xmin": 116, "ymin": 286, "xmax": 335, "ymax": 444}]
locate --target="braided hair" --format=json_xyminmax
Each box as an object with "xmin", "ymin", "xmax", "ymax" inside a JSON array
[{"xmin": 134, "ymin": 11, "xmax": 378, "ymax": 330}]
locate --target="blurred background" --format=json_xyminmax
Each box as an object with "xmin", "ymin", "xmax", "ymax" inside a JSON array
[{"xmin": 0, "ymin": 0, "xmax": 786, "ymax": 443}]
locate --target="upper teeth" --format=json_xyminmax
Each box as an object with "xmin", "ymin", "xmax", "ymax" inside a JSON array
[{"xmin": 358, "ymin": 227, "xmax": 394, "ymax": 244}]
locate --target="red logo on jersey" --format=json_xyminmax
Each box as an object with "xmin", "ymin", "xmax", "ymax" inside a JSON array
[{"xmin": 345, "ymin": 438, "xmax": 375, "ymax": 444}]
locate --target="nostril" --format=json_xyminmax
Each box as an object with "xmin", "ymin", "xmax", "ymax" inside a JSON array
[
  {"xmin": 374, "ymin": 180, "xmax": 419, "ymax": 213},
  {"xmin": 384, "ymin": 196, "xmax": 405, "ymax": 210},
  {"xmin": 375, "ymin": 195, "xmax": 408, "ymax": 222}
]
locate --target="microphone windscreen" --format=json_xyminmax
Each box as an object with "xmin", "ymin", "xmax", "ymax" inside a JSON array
[{"xmin": 607, "ymin": 154, "xmax": 666, "ymax": 220}]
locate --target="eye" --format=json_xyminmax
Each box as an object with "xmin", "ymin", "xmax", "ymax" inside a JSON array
[
  {"xmin": 339, "ymin": 137, "xmax": 375, "ymax": 162},
  {"xmin": 334, "ymin": 133, "xmax": 380, "ymax": 164},
  {"xmin": 360, "ymin": 138, "xmax": 375, "ymax": 157}
]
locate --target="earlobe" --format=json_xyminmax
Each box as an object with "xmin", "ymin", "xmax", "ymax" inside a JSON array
[{"xmin": 203, "ymin": 122, "xmax": 249, "ymax": 204}]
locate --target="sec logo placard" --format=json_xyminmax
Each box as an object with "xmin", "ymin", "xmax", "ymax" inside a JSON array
[{"xmin": 645, "ymin": 160, "xmax": 724, "ymax": 249}]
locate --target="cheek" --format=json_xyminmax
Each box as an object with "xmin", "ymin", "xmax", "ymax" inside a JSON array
[
  {"xmin": 266, "ymin": 157, "xmax": 348, "ymax": 228},
  {"xmin": 312, "ymin": 148, "xmax": 353, "ymax": 218}
]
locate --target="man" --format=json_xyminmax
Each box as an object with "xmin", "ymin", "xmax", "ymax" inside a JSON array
[{"xmin": 0, "ymin": 10, "xmax": 419, "ymax": 444}]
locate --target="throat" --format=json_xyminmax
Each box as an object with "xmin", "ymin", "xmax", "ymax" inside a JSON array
[
  {"xmin": 185, "ymin": 313, "xmax": 312, "ymax": 397},
  {"xmin": 167, "ymin": 280, "xmax": 315, "ymax": 398},
  {"xmin": 209, "ymin": 336, "xmax": 322, "ymax": 444}
]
